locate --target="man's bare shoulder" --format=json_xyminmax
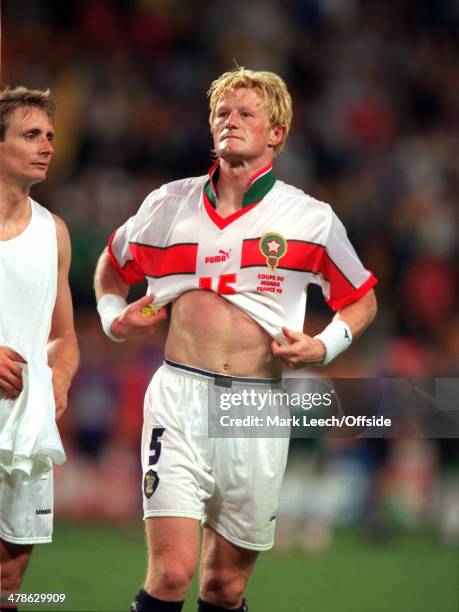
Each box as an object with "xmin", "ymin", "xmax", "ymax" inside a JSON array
[
  {"xmin": 50, "ymin": 213, "xmax": 69, "ymax": 236},
  {"xmin": 50, "ymin": 213, "xmax": 71, "ymax": 256}
]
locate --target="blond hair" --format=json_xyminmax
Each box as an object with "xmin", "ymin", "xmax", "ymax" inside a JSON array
[
  {"xmin": 207, "ymin": 68, "xmax": 292, "ymax": 157},
  {"xmin": 0, "ymin": 86, "xmax": 55, "ymax": 142}
]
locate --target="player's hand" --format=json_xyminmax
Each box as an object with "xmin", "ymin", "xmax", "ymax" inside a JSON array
[
  {"xmin": 0, "ymin": 346, "xmax": 27, "ymax": 399},
  {"xmin": 110, "ymin": 294, "xmax": 168, "ymax": 340},
  {"xmin": 51, "ymin": 368, "xmax": 70, "ymax": 421},
  {"xmin": 271, "ymin": 327, "xmax": 326, "ymax": 369}
]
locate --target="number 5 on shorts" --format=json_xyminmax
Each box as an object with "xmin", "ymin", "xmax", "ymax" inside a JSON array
[{"xmin": 149, "ymin": 427, "xmax": 165, "ymax": 466}]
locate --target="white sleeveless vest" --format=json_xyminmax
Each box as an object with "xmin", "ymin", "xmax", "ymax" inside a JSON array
[
  {"xmin": 0, "ymin": 199, "xmax": 65, "ymax": 476},
  {"xmin": 0, "ymin": 198, "xmax": 57, "ymax": 359}
]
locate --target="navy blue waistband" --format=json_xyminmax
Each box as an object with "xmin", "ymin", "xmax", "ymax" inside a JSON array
[{"xmin": 164, "ymin": 358, "xmax": 282, "ymax": 386}]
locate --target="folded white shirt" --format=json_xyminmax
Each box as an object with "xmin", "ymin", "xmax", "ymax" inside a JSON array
[{"xmin": 0, "ymin": 351, "xmax": 66, "ymax": 478}]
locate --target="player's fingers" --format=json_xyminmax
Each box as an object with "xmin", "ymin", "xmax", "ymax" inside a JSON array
[
  {"xmin": 272, "ymin": 345, "xmax": 292, "ymax": 358},
  {"xmin": 130, "ymin": 294, "xmax": 156, "ymax": 310},
  {"xmin": 288, "ymin": 360, "xmax": 305, "ymax": 370},
  {"xmin": 120, "ymin": 295, "xmax": 155, "ymax": 318},
  {"xmin": 137, "ymin": 295, "xmax": 159, "ymax": 318},
  {"xmin": 120, "ymin": 305, "xmax": 167, "ymax": 333},
  {"xmin": 151, "ymin": 307, "xmax": 168, "ymax": 321},
  {"xmin": 140, "ymin": 309, "xmax": 164, "ymax": 332},
  {"xmin": 0, "ymin": 379, "xmax": 21, "ymax": 398},
  {"xmin": 136, "ymin": 294, "xmax": 156, "ymax": 307},
  {"xmin": 281, "ymin": 327, "xmax": 304, "ymax": 343},
  {"xmin": 122, "ymin": 302, "xmax": 154, "ymax": 320},
  {"xmin": 0, "ymin": 367, "xmax": 23, "ymax": 390},
  {"xmin": 280, "ymin": 356, "xmax": 296, "ymax": 368},
  {"xmin": 283, "ymin": 357, "xmax": 306, "ymax": 369},
  {"xmin": 271, "ymin": 340, "xmax": 284, "ymax": 356},
  {"xmin": 2, "ymin": 348, "xmax": 26, "ymax": 363},
  {"xmin": 8, "ymin": 361, "xmax": 25, "ymax": 380},
  {"xmin": 138, "ymin": 305, "xmax": 167, "ymax": 324},
  {"xmin": 271, "ymin": 342, "xmax": 296, "ymax": 357}
]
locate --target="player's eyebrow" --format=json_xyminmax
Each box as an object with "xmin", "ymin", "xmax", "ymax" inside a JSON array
[
  {"xmin": 237, "ymin": 105, "xmax": 259, "ymax": 112},
  {"xmin": 216, "ymin": 103, "xmax": 259, "ymax": 113}
]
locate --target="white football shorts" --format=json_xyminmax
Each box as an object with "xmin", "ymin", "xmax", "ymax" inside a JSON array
[
  {"xmin": 141, "ymin": 359, "xmax": 289, "ymax": 551},
  {"xmin": 0, "ymin": 469, "xmax": 53, "ymax": 544}
]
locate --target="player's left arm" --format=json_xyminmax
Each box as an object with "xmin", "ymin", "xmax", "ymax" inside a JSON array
[
  {"xmin": 271, "ymin": 289, "xmax": 377, "ymax": 369},
  {"xmin": 47, "ymin": 215, "xmax": 79, "ymax": 420}
]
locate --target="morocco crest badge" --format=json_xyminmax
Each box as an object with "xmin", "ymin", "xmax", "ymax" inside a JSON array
[{"xmin": 259, "ymin": 233, "xmax": 287, "ymax": 271}]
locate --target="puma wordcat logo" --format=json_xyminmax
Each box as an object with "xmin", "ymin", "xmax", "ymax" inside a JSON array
[{"xmin": 205, "ymin": 249, "xmax": 231, "ymax": 264}]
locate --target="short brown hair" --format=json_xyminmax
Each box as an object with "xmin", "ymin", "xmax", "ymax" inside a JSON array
[
  {"xmin": 0, "ymin": 86, "xmax": 56, "ymax": 141},
  {"xmin": 207, "ymin": 68, "xmax": 292, "ymax": 157}
]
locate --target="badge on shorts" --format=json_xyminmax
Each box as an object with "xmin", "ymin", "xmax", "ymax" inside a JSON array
[
  {"xmin": 143, "ymin": 469, "xmax": 159, "ymax": 499},
  {"xmin": 259, "ymin": 233, "xmax": 287, "ymax": 270}
]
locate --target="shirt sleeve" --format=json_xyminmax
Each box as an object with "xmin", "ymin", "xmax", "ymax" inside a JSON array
[
  {"xmin": 107, "ymin": 191, "xmax": 159, "ymax": 285},
  {"xmin": 107, "ymin": 218, "xmax": 145, "ymax": 285},
  {"xmin": 316, "ymin": 210, "xmax": 377, "ymax": 311}
]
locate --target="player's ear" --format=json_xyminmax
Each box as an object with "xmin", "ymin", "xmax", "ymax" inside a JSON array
[{"xmin": 268, "ymin": 124, "xmax": 285, "ymax": 148}]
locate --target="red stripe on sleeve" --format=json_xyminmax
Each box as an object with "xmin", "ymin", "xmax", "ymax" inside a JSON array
[
  {"xmin": 320, "ymin": 250, "xmax": 359, "ymax": 306},
  {"xmin": 107, "ymin": 231, "xmax": 145, "ymax": 285},
  {"xmin": 326, "ymin": 272, "xmax": 378, "ymax": 311}
]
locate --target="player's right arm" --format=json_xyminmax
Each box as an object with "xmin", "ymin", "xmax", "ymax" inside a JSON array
[
  {"xmin": 0, "ymin": 347, "xmax": 26, "ymax": 399},
  {"xmin": 94, "ymin": 248, "xmax": 168, "ymax": 341}
]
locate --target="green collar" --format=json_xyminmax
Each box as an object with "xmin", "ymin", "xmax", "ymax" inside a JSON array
[{"xmin": 203, "ymin": 161, "xmax": 276, "ymax": 209}]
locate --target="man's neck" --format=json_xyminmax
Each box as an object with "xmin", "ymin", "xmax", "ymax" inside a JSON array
[
  {"xmin": 216, "ymin": 158, "xmax": 272, "ymax": 211},
  {"xmin": 0, "ymin": 180, "xmax": 30, "ymax": 223}
]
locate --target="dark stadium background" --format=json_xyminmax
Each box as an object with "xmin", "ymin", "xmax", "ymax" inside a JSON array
[{"xmin": 2, "ymin": 1, "xmax": 458, "ymax": 611}]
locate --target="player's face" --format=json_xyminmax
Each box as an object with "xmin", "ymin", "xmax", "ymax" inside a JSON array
[
  {"xmin": 211, "ymin": 88, "xmax": 283, "ymax": 165},
  {"xmin": 0, "ymin": 106, "xmax": 54, "ymax": 188}
]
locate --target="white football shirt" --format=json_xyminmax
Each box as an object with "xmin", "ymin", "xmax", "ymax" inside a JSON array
[{"xmin": 108, "ymin": 162, "xmax": 377, "ymax": 344}]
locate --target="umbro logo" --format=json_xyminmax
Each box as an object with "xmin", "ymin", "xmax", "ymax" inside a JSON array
[
  {"xmin": 36, "ymin": 508, "xmax": 52, "ymax": 515},
  {"xmin": 204, "ymin": 249, "xmax": 231, "ymax": 264},
  {"xmin": 344, "ymin": 330, "xmax": 350, "ymax": 340}
]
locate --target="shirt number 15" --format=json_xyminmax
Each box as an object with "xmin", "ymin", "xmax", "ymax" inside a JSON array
[{"xmin": 199, "ymin": 273, "xmax": 237, "ymax": 294}]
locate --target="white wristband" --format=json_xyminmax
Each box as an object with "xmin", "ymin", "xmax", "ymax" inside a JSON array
[
  {"xmin": 314, "ymin": 320, "xmax": 352, "ymax": 365},
  {"xmin": 97, "ymin": 294, "xmax": 127, "ymax": 342}
]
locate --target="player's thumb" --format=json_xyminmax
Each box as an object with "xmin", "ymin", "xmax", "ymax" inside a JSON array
[
  {"xmin": 282, "ymin": 327, "xmax": 302, "ymax": 344},
  {"xmin": 139, "ymin": 294, "xmax": 155, "ymax": 306}
]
